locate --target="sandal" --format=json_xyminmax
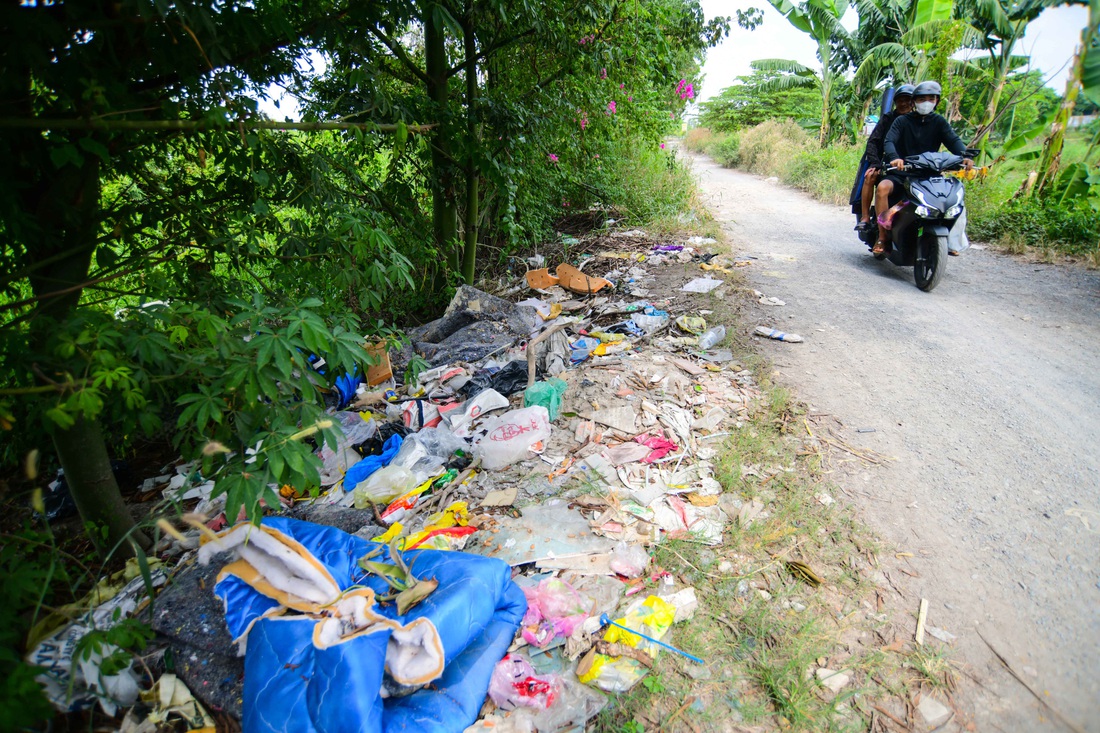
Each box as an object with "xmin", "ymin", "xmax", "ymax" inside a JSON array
[{"xmin": 872, "ymin": 240, "xmax": 889, "ymax": 257}]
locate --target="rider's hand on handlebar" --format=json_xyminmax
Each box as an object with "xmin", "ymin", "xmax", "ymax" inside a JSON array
[
  {"xmin": 891, "ymin": 159, "xmax": 904, "ymax": 171},
  {"xmin": 962, "ymin": 158, "xmax": 974, "ymax": 171}
]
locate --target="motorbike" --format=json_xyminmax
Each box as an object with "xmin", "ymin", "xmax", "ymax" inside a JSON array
[{"xmin": 857, "ymin": 150, "xmax": 973, "ymax": 292}]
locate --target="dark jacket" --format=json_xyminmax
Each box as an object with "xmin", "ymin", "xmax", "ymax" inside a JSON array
[
  {"xmin": 863, "ymin": 110, "xmax": 900, "ymax": 167},
  {"xmin": 883, "ymin": 111, "xmax": 966, "ymax": 162}
]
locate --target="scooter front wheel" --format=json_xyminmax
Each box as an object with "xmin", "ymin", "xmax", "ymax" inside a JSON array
[{"xmin": 914, "ymin": 233, "xmax": 948, "ymax": 291}]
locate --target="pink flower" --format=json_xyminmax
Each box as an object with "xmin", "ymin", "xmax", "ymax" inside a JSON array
[
  {"xmin": 593, "ymin": 154, "xmax": 600, "ymax": 159},
  {"xmin": 548, "ymin": 153, "xmax": 559, "ymax": 164},
  {"xmin": 607, "ymin": 100, "xmax": 616, "ymax": 114},
  {"xmin": 660, "ymin": 143, "xmax": 666, "ymax": 149},
  {"xmin": 600, "ymin": 68, "xmax": 607, "ymax": 79},
  {"xmin": 620, "ymin": 83, "xmax": 625, "ymax": 89},
  {"xmin": 627, "ymin": 96, "xmax": 633, "ymax": 102},
  {"xmin": 670, "ymin": 112, "xmax": 675, "ymax": 119}
]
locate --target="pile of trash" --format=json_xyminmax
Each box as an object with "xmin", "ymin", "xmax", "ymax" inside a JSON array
[{"xmin": 31, "ymin": 233, "xmax": 768, "ymax": 733}]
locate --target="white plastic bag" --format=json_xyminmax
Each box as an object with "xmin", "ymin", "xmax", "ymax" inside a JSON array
[
  {"xmin": 609, "ymin": 541, "xmax": 649, "ymax": 578},
  {"xmin": 947, "ymin": 206, "xmax": 969, "ymax": 254},
  {"xmin": 475, "ymin": 406, "xmax": 551, "ymax": 470},
  {"xmin": 353, "ymin": 465, "xmax": 418, "ymax": 507}
]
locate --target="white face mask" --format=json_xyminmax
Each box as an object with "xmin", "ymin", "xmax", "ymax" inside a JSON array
[{"xmin": 915, "ymin": 101, "xmax": 936, "ymax": 115}]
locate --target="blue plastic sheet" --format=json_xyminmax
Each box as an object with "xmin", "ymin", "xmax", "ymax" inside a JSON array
[
  {"xmin": 208, "ymin": 518, "xmax": 526, "ymax": 733},
  {"xmin": 343, "ymin": 434, "xmax": 403, "ymax": 491}
]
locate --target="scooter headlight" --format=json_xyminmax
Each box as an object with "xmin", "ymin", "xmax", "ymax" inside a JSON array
[
  {"xmin": 915, "ymin": 205, "xmax": 933, "ymax": 218},
  {"xmin": 945, "ymin": 204, "xmax": 963, "ymax": 218}
]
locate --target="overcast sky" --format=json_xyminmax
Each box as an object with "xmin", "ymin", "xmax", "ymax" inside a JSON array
[{"xmin": 695, "ymin": 0, "xmax": 1089, "ymax": 104}]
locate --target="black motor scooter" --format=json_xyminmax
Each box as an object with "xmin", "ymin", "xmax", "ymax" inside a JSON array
[{"xmin": 858, "ymin": 150, "xmax": 972, "ymax": 292}]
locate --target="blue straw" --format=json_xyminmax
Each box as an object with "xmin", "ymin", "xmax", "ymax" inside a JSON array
[{"xmin": 599, "ymin": 613, "xmax": 705, "ymax": 664}]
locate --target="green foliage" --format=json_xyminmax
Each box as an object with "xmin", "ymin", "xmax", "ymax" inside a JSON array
[
  {"xmin": 969, "ymin": 195, "xmax": 1100, "ymax": 254},
  {"xmin": 784, "ymin": 143, "xmax": 865, "ymax": 204},
  {"xmin": 699, "ymin": 71, "xmax": 822, "ymax": 131},
  {"xmin": 710, "ymin": 133, "xmax": 744, "ymax": 166},
  {"xmin": 0, "ymin": 528, "xmax": 58, "ymax": 729}
]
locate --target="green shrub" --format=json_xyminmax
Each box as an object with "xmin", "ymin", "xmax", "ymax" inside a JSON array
[
  {"xmin": 708, "ymin": 133, "xmax": 742, "ymax": 167},
  {"xmin": 969, "ymin": 195, "xmax": 1100, "ymax": 254},
  {"xmin": 783, "ymin": 144, "xmax": 862, "ymax": 205},
  {"xmin": 736, "ymin": 120, "xmax": 812, "ymax": 177}
]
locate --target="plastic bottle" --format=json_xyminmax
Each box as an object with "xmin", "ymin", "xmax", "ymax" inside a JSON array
[{"xmin": 697, "ymin": 325, "xmax": 726, "ymax": 350}]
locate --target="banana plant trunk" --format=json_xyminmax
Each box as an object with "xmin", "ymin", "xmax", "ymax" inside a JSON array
[
  {"xmin": 818, "ymin": 40, "xmax": 832, "ymax": 147},
  {"xmin": 977, "ymin": 72, "xmax": 1007, "ymax": 163},
  {"xmin": 1033, "ymin": 40, "xmax": 1086, "ymax": 196}
]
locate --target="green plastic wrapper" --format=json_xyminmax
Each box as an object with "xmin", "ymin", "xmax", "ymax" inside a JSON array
[{"xmin": 523, "ymin": 378, "xmax": 569, "ymax": 421}]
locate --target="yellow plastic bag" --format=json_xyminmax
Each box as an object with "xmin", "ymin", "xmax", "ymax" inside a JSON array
[{"xmin": 577, "ymin": 596, "xmax": 676, "ymax": 692}]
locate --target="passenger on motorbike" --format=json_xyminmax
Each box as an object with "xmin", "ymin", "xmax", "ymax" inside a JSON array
[
  {"xmin": 851, "ymin": 84, "xmax": 914, "ymax": 235},
  {"xmin": 873, "ymin": 81, "xmax": 973, "ymax": 256}
]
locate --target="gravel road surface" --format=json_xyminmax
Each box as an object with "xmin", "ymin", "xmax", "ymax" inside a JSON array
[{"xmin": 686, "ymin": 150, "xmax": 1100, "ymax": 732}]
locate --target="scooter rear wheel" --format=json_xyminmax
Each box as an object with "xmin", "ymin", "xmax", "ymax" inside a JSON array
[{"xmin": 914, "ymin": 233, "xmax": 948, "ymax": 291}]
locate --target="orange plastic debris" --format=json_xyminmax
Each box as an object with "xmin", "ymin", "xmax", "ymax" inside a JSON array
[
  {"xmin": 554, "ymin": 263, "xmax": 612, "ymax": 294},
  {"xmin": 525, "ymin": 268, "xmax": 560, "ymax": 289}
]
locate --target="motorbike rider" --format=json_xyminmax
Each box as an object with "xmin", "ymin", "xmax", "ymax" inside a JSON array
[
  {"xmin": 851, "ymin": 84, "xmax": 914, "ymax": 234},
  {"xmin": 873, "ymin": 81, "xmax": 973, "ymax": 256}
]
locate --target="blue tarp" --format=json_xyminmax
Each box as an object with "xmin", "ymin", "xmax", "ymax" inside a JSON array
[{"xmin": 210, "ymin": 518, "xmax": 526, "ymax": 733}]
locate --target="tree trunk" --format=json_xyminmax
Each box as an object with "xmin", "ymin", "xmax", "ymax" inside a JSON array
[
  {"xmin": 53, "ymin": 415, "xmax": 149, "ymax": 555},
  {"xmin": 425, "ymin": 4, "xmax": 459, "ymax": 272},
  {"xmin": 461, "ymin": 15, "xmax": 479, "ymax": 285},
  {"xmin": 977, "ymin": 72, "xmax": 1006, "ymax": 163},
  {"xmin": 24, "ymin": 151, "xmax": 150, "ymax": 555}
]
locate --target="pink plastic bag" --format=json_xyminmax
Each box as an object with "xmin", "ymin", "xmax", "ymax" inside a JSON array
[
  {"xmin": 521, "ymin": 578, "xmax": 588, "ymax": 647},
  {"xmin": 488, "ymin": 654, "xmax": 559, "ymax": 711},
  {"xmin": 637, "ymin": 433, "xmax": 677, "ymax": 463}
]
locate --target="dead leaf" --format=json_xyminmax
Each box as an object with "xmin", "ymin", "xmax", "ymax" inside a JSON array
[{"xmin": 395, "ymin": 577, "xmax": 439, "ymax": 615}]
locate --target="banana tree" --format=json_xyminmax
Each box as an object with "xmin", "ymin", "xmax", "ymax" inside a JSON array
[
  {"xmin": 959, "ymin": 0, "xmax": 1058, "ymax": 161},
  {"xmin": 1033, "ymin": 0, "xmax": 1099, "ymax": 195},
  {"xmin": 764, "ymin": 0, "xmax": 854, "ymax": 146}
]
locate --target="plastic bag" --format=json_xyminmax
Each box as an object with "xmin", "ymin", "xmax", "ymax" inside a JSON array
[
  {"xmin": 446, "ymin": 388, "xmax": 510, "ymax": 435},
  {"xmin": 410, "ymin": 426, "xmax": 468, "ymax": 460},
  {"xmin": 608, "ymin": 541, "xmax": 649, "ymax": 578},
  {"xmin": 630, "ymin": 313, "xmax": 668, "ymax": 335},
  {"xmin": 342, "ymin": 434, "xmax": 403, "ymax": 492},
  {"xmin": 523, "ymin": 379, "xmax": 568, "ymax": 422},
  {"xmin": 461, "ymin": 360, "xmax": 530, "ymax": 399},
  {"xmin": 333, "ymin": 411, "xmax": 377, "ymax": 445},
  {"xmin": 692, "ymin": 407, "xmax": 728, "ymax": 432},
  {"xmin": 577, "ymin": 596, "xmax": 677, "ymax": 692},
  {"xmin": 352, "ymin": 465, "xmax": 418, "ymax": 507},
  {"xmin": 521, "ymin": 578, "xmax": 588, "ymax": 648},
  {"xmin": 488, "ymin": 654, "xmax": 559, "ymax": 711},
  {"xmin": 570, "ymin": 337, "xmax": 601, "ymax": 364},
  {"xmin": 475, "ymin": 407, "xmax": 551, "ymax": 470}
]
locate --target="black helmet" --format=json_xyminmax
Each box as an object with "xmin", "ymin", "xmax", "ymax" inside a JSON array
[
  {"xmin": 895, "ymin": 84, "xmax": 916, "ymax": 98},
  {"xmin": 913, "ymin": 81, "xmax": 942, "ymax": 97}
]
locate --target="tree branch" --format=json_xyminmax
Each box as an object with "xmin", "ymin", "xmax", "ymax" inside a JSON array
[
  {"xmin": 446, "ymin": 27, "xmax": 537, "ymax": 79},
  {"xmin": 0, "ymin": 118, "xmax": 434, "ymax": 133},
  {"xmin": 366, "ymin": 26, "xmax": 431, "ymax": 86}
]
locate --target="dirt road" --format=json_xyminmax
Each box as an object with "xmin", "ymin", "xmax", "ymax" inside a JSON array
[{"xmin": 686, "ymin": 151, "xmax": 1100, "ymax": 731}]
